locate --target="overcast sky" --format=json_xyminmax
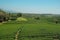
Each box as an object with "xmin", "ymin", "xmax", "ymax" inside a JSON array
[{"xmin": 0, "ymin": 0, "xmax": 60, "ymax": 14}]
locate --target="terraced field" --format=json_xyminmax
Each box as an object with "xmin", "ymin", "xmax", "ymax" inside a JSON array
[
  {"xmin": 18, "ymin": 23, "xmax": 60, "ymax": 40},
  {"xmin": 0, "ymin": 21, "xmax": 60, "ymax": 40}
]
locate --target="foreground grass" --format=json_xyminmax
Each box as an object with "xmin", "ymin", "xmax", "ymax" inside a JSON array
[
  {"xmin": 20, "ymin": 23, "xmax": 60, "ymax": 35},
  {"xmin": 18, "ymin": 23, "xmax": 60, "ymax": 40},
  {"xmin": 0, "ymin": 23, "xmax": 22, "ymax": 40},
  {"xmin": 0, "ymin": 21, "xmax": 60, "ymax": 40}
]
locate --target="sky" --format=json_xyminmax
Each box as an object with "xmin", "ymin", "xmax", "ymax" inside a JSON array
[{"xmin": 0, "ymin": 0, "xmax": 60, "ymax": 14}]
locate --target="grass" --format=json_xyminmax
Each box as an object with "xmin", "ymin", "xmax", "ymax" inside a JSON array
[
  {"xmin": 18, "ymin": 23, "xmax": 60, "ymax": 40},
  {"xmin": 0, "ymin": 19, "xmax": 60, "ymax": 40},
  {"xmin": 0, "ymin": 23, "xmax": 22, "ymax": 40},
  {"xmin": 19, "ymin": 23, "xmax": 60, "ymax": 35}
]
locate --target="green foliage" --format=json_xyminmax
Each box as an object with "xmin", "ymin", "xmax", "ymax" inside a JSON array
[
  {"xmin": 0, "ymin": 9, "xmax": 9, "ymax": 22},
  {"xmin": 16, "ymin": 17, "xmax": 28, "ymax": 22},
  {"xmin": 35, "ymin": 17, "xmax": 40, "ymax": 20},
  {"xmin": 17, "ymin": 13, "xmax": 22, "ymax": 17}
]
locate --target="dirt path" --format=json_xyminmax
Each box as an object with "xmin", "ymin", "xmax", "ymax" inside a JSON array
[
  {"xmin": 15, "ymin": 26, "xmax": 23, "ymax": 40},
  {"xmin": 15, "ymin": 30, "xmax": 20, "ymax": 40}
]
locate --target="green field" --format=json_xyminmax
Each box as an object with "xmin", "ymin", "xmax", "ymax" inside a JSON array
[
  {"xmin": 0, "ymin": 23, "xmax": 22, "ymax": 40},
  {"xmin": 0, "ymin": 20, "xmax": 60, "ymax": 40},
  {"xmin": 18, "ymin": 23, "xmax": 60, "ymax": 40}
]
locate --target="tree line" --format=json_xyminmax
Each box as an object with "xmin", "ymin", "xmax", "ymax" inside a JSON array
[{"xmin": 0, "ymin": 9, "xmax": 22, "ymax": 22}]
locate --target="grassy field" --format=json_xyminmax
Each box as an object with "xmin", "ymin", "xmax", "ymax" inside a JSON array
[
  {"xmin": 0, "ymin": 18, "xmax": 60, "ymax": 40},
  {"xmin": 0, "ymin": 23, "xmax": 22, "ymax": 40},
  {"xmin": 18, "ymin": 23, "xmax": 60, "ymax": 40}
]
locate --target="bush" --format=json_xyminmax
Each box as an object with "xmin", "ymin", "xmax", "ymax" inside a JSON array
[{"xmin": 16, "ymin": 17, "xmax": 28, "ymax": 22}]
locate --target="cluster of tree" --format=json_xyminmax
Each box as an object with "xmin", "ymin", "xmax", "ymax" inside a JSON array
[
  {"xmin": 35, "ymin": 17, "xmax": 40, "ymax": 20},
  {"xmin": 17, "ymin": 13, "xmax": 22, "ymax": 17},
  {"xmin": 0, "ymin": 9, "xmax": 22, "ymax": 22},
  {"xmin": 0, "ymin": 9, "xmax": 9, "ymax": 22}
]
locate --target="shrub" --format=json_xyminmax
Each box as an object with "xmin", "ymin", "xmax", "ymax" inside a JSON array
[{"xmin": 16, "ymin": 17, "xmax": 28, "ymax": 22}]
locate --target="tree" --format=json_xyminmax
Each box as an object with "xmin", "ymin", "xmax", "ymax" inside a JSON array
[
  {"xmin": 17, "ymin": 13, "xmax": 22, "ymax": 17},
  {"xmin": 0, "ymin": 9, "xmax": 9, "ymax": 22},
  {"xmin": 35, "ymin": 17, "xmax": 40, "ymax": 20}
]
